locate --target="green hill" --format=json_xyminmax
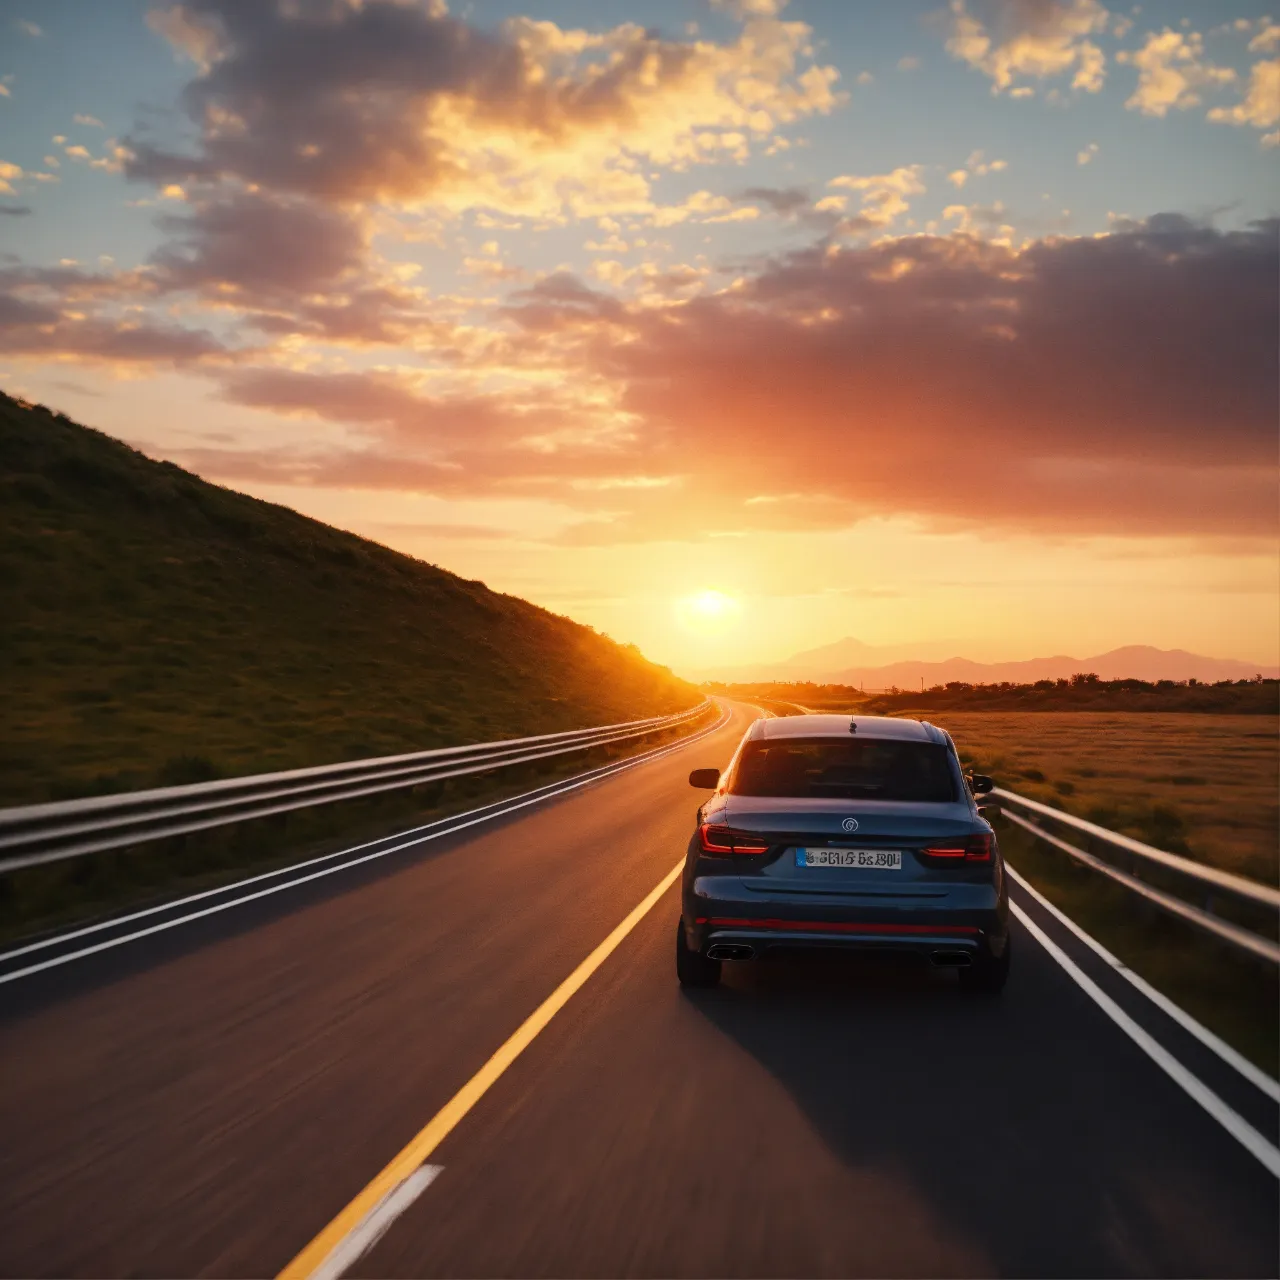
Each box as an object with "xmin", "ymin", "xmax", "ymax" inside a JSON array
[{"xmin": 0, "ymin": 391, "xmax": 697, "ymax": 806}]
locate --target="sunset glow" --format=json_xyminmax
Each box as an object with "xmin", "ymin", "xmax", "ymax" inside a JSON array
[
  {"xmin": 1, "ymin": 0, "xmax": 1276, "ymax": 674},
  {"xmin": 675, "ymin": 589, "xmax": 744, "ymax": 640}
]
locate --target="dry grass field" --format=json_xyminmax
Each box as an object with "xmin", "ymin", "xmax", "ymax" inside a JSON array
[
  {"xmin": 930, "ymin": 712, "xmax": 1278, "ymax": 1071},
  {"xmin": 928, "ymin": 712, "xmax": 1278, "ymax": 885}
]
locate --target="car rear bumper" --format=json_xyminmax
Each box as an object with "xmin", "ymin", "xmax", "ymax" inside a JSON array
[{"xmin": 684, "ymin": 872, "xmax": 1007, "ymax": 961}]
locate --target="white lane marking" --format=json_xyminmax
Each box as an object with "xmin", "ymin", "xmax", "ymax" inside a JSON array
[
  {"xmin": 1011, "ymin": 901, "xmax": 1280, "ymax": 1178},
  {"xmin": 1007, "ymin": 864, "xmax": 1280, "ymax": 1103},
  {"xmin": 310, "ymin": 1164, "xmax": 443, "ymax": 1280},
  {"xmin": 0, "ymin": 707, "xmax": 732, "ymax": 986},
  {"xmin": 280, "ymin": 859, "xmax": 686, "ymax": 1279}
]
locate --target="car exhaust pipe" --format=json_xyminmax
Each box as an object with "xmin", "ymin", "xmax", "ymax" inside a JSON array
[
  {"xmin": 707, "ymin": 943, "xmax": 756, "ymax": 961},
  {"xmin": 930, "ymin": 950, "xmax": 973, "ymax": 967}
]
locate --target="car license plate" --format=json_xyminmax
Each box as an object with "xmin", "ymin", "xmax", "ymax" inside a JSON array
[{"xmin": 798, "ymin": 848, "xmax": 902, "ymax": 869}]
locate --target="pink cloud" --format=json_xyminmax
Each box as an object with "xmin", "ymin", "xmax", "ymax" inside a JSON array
[{"xmin": 180, "ymin": 215, "xmax": 1277, "ymax": 544}]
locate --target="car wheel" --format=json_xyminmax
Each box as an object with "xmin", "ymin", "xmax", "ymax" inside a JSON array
[
  {"xmin": 676, "ymin": 918, "xmax": 721, "ymax": 988},
  {"xmin": 960, "ymin": 934, "xmax": 1010, "ymax": 993}
]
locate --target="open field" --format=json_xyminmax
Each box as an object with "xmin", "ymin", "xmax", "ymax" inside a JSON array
[
  {"xmin": 707, "ymin": 679, "xmax": 1279, "ymax": 714},
  {"xmin": 931, "ymin": 712, "xmax": 1279, "ymax": 885}
]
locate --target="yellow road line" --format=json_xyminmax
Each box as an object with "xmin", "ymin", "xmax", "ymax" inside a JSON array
[{"xmin": 278, "ymin": 857, "xmax": 686, "ymax": 1279}]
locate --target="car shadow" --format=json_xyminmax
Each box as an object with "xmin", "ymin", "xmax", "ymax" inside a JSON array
[{"xmin": 680, "ymin": 943, "xmax": 1277, "ymax": 1279}]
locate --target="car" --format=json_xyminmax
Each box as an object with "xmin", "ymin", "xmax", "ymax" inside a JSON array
[{"xmin": 677, "ymin": 713, "xmax": 1010, "ymax": 991}]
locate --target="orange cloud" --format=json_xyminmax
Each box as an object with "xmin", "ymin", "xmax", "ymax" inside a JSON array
[
  {"xmin": 946, "ymin": 0, "xmax": 1109, "ymax": 95},
  {"xmin": 1117, "ymin": 29, "xmax": 1235, "ymax": 117},
  {"xmin": 1208, "ymin": 56, "xmax": 1280, "ymax": 143},
  {"xmin": 155, "ymin": 215, "xmax": 1278, "ymax": 546}
]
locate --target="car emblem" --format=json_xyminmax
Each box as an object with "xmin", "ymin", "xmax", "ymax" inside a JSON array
[{"xmin": 841, "ymin": 817, "xmax": 859, "ymax": 833}]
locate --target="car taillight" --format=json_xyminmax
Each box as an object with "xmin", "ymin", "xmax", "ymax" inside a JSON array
[
  {"xmin": 921, "ymin": 833, "xmax": 993, "ymax": 862},
  {"xmin": 698, "ymin": 823, "xmax": 770, "ymax": 855}
]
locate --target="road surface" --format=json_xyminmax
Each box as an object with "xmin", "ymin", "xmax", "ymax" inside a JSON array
[{"xmin": 0, "ymin": 701, "xmax": 1276, "ymax": 1277}]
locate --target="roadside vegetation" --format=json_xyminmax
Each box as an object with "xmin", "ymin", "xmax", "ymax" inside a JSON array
[
  {"xmin": 939, "ymin": 711, "xmax": 1278, "ymax": 885},
  {"xmin": 710, "ymin": 676, "xmax": 1278, "ymax": 715},
  {"xmin": 1, "ymin": 391, "xmax": 698, "ymax": 809}
]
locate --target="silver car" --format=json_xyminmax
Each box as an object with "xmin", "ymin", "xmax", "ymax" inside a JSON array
[{"xmin": 679, "ymin": 714, "xmax": 1010, "ymax": 991}]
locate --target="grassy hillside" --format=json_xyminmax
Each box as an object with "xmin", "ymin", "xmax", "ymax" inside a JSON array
[{"xmin": 0, "ymin": 392, "xmax": 697, "ymax": 806}]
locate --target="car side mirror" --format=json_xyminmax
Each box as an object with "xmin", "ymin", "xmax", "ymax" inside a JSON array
[
  {"xmin": 969, "ymin": 774, "xmax": 994, "ymax": 794},
  {"xmin": 689, "ymin": 768, "xmax": 721, "ymax": 789}
]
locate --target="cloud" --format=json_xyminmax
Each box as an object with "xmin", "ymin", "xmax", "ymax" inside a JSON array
[
  {"xmin": 740, "ymin": 185, "xmax": 811, "ymax": 215},
  {"xmin": 73, "ymin": 114, "xmax": 104, "ymax": 127},
  {"xmin": 941, "ymin": 199, "xmax": 1012, "ymax": 236},
  {"xmin": 128, "ymin": 189, "xmax": 444, "ymax": 345},
  {"xmin": 735, "ymin": 184, "xmax": 851, "ymax": 233},
  {"xmin": 151, "ymin": 191, "xmax": 364, "ymax": 296},
  {"xmin": 593, "ymin": 216, "xmax": 1276, "ymax": 541},
  {"xmin": 710, "ymin": 0, "xmax": 790, "ymax": 16},
  {"xmin": 1077, "ymin": 140, "xmax": 1099, "ymax": 164},
  {"xmin": 0, "ymin": 260, "xmax": 244, "ymax": 368},
  {"xmin": 1117, "ymin": 29, "xmax": 1236, "ymax": 117},
  {"xmin": 185, "ymin": 215, "xmax": 1276, "ymax": 546},
  {"xmin": 948, "ymin": 149, "xmax": 1008, "ymax": 185},
  {"xmin": 15, "ymin": 19, "xmax": 41, "ymax": 37},
  {"xmin": 61, "ymin": 139, "xmax": 129, "ymax": 172},
  {"xmin": 0, "ymin": 303, "xmax": 230, "ymax": 366},
  {"xmin": 828, "ymin": 166, "xmax": 926, "ymax": 227},
  {"xmin": 0, "ymin": 204, "xmax": 30, "ymax": 216},
  {"xmin": 1250, "ymin": 22, "xmax": 1280, "ymax": 54},
  {"xmin": 945, "ymin": 0, "xmax": 1109, "ymax": 94},
  {"xmin": 1207, "ymin": 57, "xmax": 1280, "ymax": 136},
  {"xmin": 128, "ymin": 0, "xmax": 843, "ymax": 220}
]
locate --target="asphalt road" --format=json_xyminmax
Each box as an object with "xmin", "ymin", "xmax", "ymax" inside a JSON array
[{"xmin": 0, "ymin": 701, "xmax": 1276, "ymax": 1278}]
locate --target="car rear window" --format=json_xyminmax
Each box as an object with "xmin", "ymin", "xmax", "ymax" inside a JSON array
[{"xmin": 729, "ymin": 738, "xmax": 957, "ymax": 802}]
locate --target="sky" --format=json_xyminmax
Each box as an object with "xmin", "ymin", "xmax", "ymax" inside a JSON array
[{"xmin": 1, "ymin": 0, "xmax": 1277, "ymax": 676}]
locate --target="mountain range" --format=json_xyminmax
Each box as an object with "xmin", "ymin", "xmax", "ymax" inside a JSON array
[{"xmin": 702, "ymin": 638, "xmax": 1277, "ymax": 689}]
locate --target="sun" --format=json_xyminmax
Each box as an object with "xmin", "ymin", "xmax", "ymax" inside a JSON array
[
  {"xmin": 674, "ymin": 589, "xmax": 742, "ymax": 637},
  {"xmin": 690, "ymin": 589, "xmax": 735, "ymax": 618}
]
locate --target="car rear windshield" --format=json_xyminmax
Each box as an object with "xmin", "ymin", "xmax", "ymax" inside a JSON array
[{"xmin": 729, "ymin": 738, "xmax": 957, "ymax": 802}]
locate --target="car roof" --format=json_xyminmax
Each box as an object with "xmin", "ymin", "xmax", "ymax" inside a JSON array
[{"xmin": 747, "ymin": 714, "xmax": 944, "ymax": 744}]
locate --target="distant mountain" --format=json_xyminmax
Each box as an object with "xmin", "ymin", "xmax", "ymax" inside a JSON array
[
  {"xmin": 701, "ymin": 635, "xmax": 972, "ymax": 682},
  {"xmin": 700, "ymin": 640, "xmax": 1277, "ymax": 688}
]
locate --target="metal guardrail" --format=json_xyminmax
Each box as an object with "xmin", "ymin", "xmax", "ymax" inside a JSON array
[
  {"xmin": 0, "ymin": 701, "xmax": 716, "ymax": 874},
  {"xmin": 993, "ymin": 787, "xmax": 1280, "ymax": 964}
]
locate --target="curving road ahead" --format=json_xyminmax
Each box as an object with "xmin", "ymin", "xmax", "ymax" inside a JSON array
[{"xmin": 0, "ymin": 701, "xmax": 1276, "ymax": 1278}]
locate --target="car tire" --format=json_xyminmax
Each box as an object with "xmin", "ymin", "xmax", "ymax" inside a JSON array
[
  {"xmin": 676, "ymin": 918, "xmax": 721, "ymax": 987},
  {"xmin": 960, "ymin": 934, "xmax": 1010, "ymax": 993}
]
